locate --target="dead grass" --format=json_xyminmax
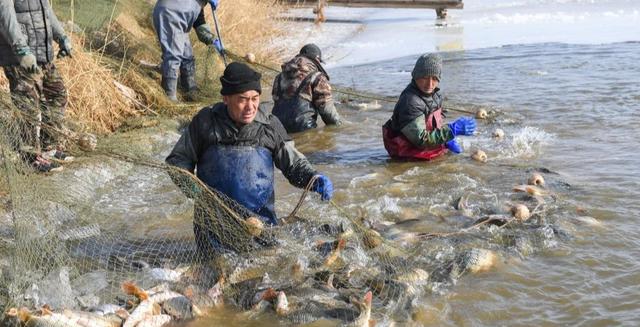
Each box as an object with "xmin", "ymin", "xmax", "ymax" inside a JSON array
[
  {"xmin": 55, "ymin": 35, "xmax": 140, "ymax": 134},
  {"xmin": 214, "ymin": 1, "xmax": 285, "ymax": 64},
  {"xmin": 0, "ymin": 0, "xmax": 286, "ymax": 136}
]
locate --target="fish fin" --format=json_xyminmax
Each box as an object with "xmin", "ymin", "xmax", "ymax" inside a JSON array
[
  {"xmin": 17, "ymin": 307, "xmax": 31, "ymax": 322},
  {"xmin": 40, "ymin": 305, "xmax": 53, "ymax": 315},
  {"xmin": 512, "ymin": 185, "xmax": 527, "ymax": 193},
  {"xmin": 262, "ymin": 288, "xmax": 278, "ymax": 302},
  {"xmin": 369, "ymin": 319, "xmax": 377, "ymax": 327},
  {"xmin": 183, "ymin": 285, "xmax": 194, "ymax": 299},
  {"xmin": 115, "ymin": 308, "xmax": 129, "ymax": 320},
  {"xmin": 363, "ymin": 291, "xmax": 373, "ymax": 306},
  {"xmin": 122, "ymin": 281, "xmax": 149, "ymax": 301},
  {"xmin": 191, "ymin": 304, "xmax": 205, "ymax": 317}
]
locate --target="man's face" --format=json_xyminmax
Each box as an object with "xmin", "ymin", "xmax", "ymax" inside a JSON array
[
  {"xmin": 224, "ymin": 90, "xmax": 260, "ymax": 125},
  {"xmin": 414, "ymin": 76, "xmax": 439, "ymax": 94}
]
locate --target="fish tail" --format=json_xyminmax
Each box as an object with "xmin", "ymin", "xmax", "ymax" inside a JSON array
[
  {"xmin": 122, "ymin": 281, "xmax": 149, "ymax": 301},
  {"xmin": 17, "ymin": 307, "xmax": 31, "ymax": 323}
]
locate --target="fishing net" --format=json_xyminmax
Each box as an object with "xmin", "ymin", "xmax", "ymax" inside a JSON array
[
  {"xmin": 0, "ymin": 91, "xmax": 566, "ymax": 327},
  {"xmin": 0, "ymin": 2, "xmax": 571, "ymax": 327}
]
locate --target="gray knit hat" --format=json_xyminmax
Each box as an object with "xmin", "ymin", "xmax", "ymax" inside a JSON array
[{"xmin": 411, "ymin": 53, "xmax": 442, "ymax": 81}]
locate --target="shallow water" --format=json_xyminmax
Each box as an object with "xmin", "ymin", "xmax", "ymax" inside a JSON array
[
  {"xmin": 183, "ymin": 40, "xmax": 639, "ymax": 325},
  {"xmin": 304, "ymin": 40, "xmax": 640, "ymax": 326},
  {"xmin": 186, "ymin": 2, "xmax": 640, "ymax": 325},
  {"xmin": 3, "ymin": 1, "xmax": 639, "ymax": 326}
]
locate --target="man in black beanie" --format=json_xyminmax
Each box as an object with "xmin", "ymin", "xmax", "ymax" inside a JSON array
[
  {"xmin": 272, "ymin": 43, "xmax": 341, "ymax": 133},
  {"xmin": 166, "ymin": 62, "xmax": 334, "ymax": 255}
]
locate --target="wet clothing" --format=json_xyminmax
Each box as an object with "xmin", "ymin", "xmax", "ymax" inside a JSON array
[
  {"xmin": 1, "ymin": 0, "xmax": 68, "ymax": 153},
  {"xmin": 272, "ymin": 55, "xmax": 341, "ymax": 133},
  {"xmin": 152, "ymin": 0, "xmax": 210, "ymax": 95},
  {"xmin": 196, "ymin": 146, "xmax": 276, "ymax": 224},
  {"xmin": 166, "ymin": 102, "xmax": 318, "ymax": 253},
  {"xmin": 382, "ymin": 82, "xmax": 453, "ymax": 160}
]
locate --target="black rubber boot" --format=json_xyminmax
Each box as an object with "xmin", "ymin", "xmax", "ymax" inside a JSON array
[
  {"xmin": 161, "ymin": 76, "xmax": 179, "ymax": 102},
  {"xmin": 180, "ymin": 60, "xmax": 199, "ymax": 102}
]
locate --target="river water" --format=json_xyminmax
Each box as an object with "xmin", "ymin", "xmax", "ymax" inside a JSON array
[
  {"xmin": 3, "ymin": 1, "xmax": 638, "ymax": 326},
  {"xmin": 263, "ymin": 0, "xmax": 640, "ymax": 325}
]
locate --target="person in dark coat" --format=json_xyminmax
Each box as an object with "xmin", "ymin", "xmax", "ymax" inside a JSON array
[
  {"xmin": 166, "ymin": 62, "xmax": 334, "ymax": 255},
  {"xmin": 382, "ymin": 53, "xmax": 476, "ymax": 160}
]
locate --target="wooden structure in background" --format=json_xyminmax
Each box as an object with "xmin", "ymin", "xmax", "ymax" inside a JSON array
[{"xmin": 282, "ymin": 0, "xmax": 464, "ymax": 21}]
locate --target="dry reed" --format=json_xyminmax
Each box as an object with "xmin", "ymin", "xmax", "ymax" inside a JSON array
[
  {"xmin": 1, "ymin": 0, "xmax": 286, "ymax": 135},
  {"xmin": 55, "ymin": 35, "xmax": 140, "ymax": 134}
]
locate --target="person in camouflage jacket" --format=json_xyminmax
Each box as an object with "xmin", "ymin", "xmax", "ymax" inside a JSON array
[
  {"xmin": 0, "ymin": 0, "xmax": 74, "ymax": 172},
  {"xmin": 271, "ymin": 44, "xmax": 341, "ymax": 133}
]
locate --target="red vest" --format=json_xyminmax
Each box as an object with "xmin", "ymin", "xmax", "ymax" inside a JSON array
[{"xmin": 382, "ymin": 108, "xmax": 448, "ymax": 160}]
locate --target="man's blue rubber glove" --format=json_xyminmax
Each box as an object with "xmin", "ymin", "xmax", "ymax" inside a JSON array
[
  {"xmin": 445, "ymin": 139, "xmax": 462, "ymax": 154},
  {"xmin": 448, "ymin": 117, "xmax": 476, "ymax": 136},
  {"xmin": 212, "ymin": 39, "xmax": 224, "ymax": 56},
  {"xmin": 312, "ymin": 175, "xmax": 333, "ymax": 201},
  {"xmin": 209, "ymin": 0, "xmax": 219, "ymax": 10}
]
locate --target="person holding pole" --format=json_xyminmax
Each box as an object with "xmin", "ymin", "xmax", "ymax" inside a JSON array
[{"xmin": 153, "ymin": 0, "xmax": 225, "ymax": 102}]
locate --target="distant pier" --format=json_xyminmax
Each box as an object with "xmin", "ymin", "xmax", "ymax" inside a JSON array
[{"xmin": 282, "ymin": 0, "xmax": 464, "ymax": 20}]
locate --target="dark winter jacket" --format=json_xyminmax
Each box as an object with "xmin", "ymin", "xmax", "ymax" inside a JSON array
[{"xmin": 166, "ymin": 102, "xmax": 318, "ymax": 193}]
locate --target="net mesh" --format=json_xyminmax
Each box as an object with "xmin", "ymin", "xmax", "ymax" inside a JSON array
[
  {"xmin": 0, "ymin": 102, "xmax": 562, "ymax": 326},
  {"xmin": 0, "ymin": 2, "xmax": 568, "ymax": 327}
]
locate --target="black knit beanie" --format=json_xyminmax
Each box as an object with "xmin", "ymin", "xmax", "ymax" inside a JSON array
[{"xmin": 220, "ymin": 62, "xmax": 262, "ymax": 95}]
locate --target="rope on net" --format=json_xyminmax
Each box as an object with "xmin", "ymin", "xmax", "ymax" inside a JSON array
[{"xmin": 224, "ymin": 48, "xmax": 487, "ymax": 117}]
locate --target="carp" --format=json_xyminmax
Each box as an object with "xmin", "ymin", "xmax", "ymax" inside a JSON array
[
  {"xmin": 135, "ymin": 314, "xmax": 171, "ymax": 327},
  {"xmin": 60, "ymin": 309, "xmax": 124, "ymax": 327},
  {"xmin": 18, "ymin": 308, "xmax": 81, "ymax": 327},
  {"xmin": 182, "ymin": 276, "xmax": 225, "ymax": 316},
  {"xmin": 121, "ymin": 282, "xmax": 161, "ymax": 327},
  {"xmin": 1, "ymin": 308, "xmax": 20, "ymax": 327}
]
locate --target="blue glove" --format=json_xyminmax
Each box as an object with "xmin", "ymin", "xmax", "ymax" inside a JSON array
[
  {"xmin": 312, "ymin": 175, "xmax": 333, "ymax": 201},
  {"xmin": 209, "ymin": 0, "xmax": 219, "ymax": 10},
  {"xmin": 445, "ymin": 139, "xmax": 462, "ymax": 154},
  {"xmin": 448, "ymin": 117, "xmax": 476, "ymax": 136},
  {"xmin": 212, "ymin": 39, "xmax": 224, "ymax": 55}
]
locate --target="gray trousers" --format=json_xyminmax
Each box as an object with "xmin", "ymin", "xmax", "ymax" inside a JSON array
[{"xmin": 152, "ymin": 0, "xmax": 201, "ymax": 87}]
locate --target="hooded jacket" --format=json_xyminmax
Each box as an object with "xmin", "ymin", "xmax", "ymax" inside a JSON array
[{"xmin": 272, "ymin": 55, "xmax": 341, "ymax": 128}]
